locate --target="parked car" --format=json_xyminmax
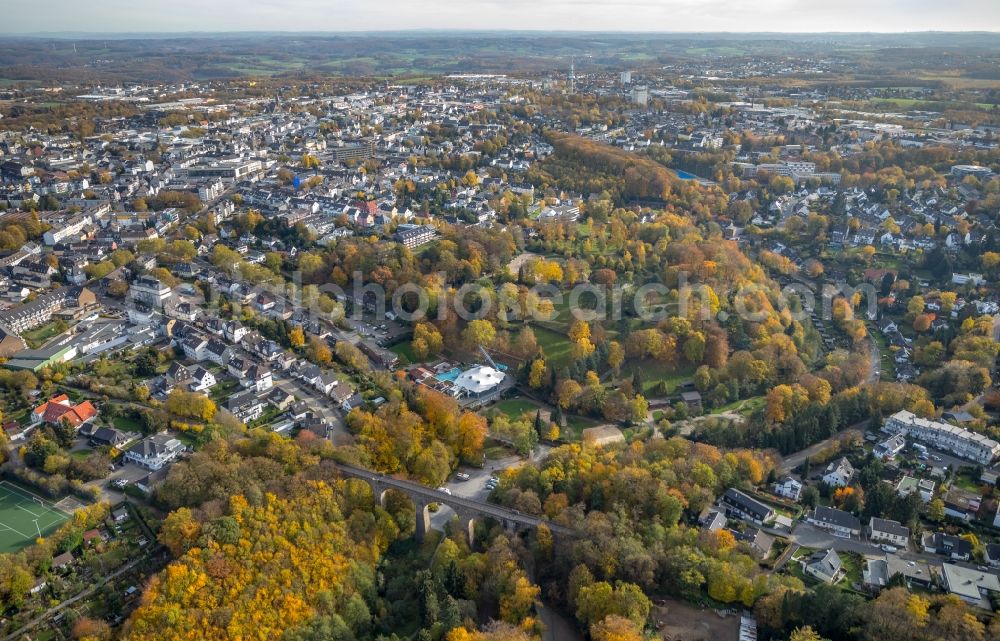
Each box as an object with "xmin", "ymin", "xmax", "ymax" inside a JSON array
[{"xmin": 455, "ymin": 472, "xmax": 471, "ymax": 481}]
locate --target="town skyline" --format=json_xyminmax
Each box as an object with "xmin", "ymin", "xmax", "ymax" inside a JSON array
[{"xmin": 3, "ymin": 0, "xmax": 1000, "ymax": 34}]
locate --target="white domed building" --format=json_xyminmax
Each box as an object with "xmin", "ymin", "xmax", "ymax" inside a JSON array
[{"xmin": 453, "ymin": 365, "xmax": 506, "ymax": 398}]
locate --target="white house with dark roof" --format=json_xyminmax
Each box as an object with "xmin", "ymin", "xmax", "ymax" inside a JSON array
[
  {"xmin": 807, "ymin": 506, "xmax": 861, "ymax": 538},
  {"xmin": 181, "ymin": 335, "xmax": 209, "ymax": 361},
  {"xmin": 822, "ymin": 457, "xmax": 854, "ymax": 487},
  {"xmin": 225, "ymin": 390, "xmax": 265, "ymax": 423},
  {"xmin": 188, "ymin": 366, "xmax": 217, "ymax": 392},
  {"xmin": 873, "ymin": 434, "xmax": 906, "ymax": 460},
  {"xmin": 124, "ymin": 432, "xmax": 185, "ymax": 470},
  {"xmin": 868, "ymin": 517, "xmax": 910, "ymax": 548},
  {"xmin": 204, "ymin": 338, "xmax": 231, "ymax": 365},
  {"xmin": 772, "ymin": 477, "xmax": 802, "ymax": 501},
  {"xmin": 720, "ymin": 488, "xmax": 776, "ymax": 526}
]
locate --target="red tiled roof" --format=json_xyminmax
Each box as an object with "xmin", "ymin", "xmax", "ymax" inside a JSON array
[{"xmin": 34, "ymin": 396, "xmax": 97, "ymax": 428}]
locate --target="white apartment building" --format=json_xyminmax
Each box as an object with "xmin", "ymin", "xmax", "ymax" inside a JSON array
[
  {"xmin": 131, "ymin": 275, "xmax": 172, "ymax": 308},
  {"xmin": 756, "ymin": 161, "xmax": 816, "ymax": 177},
  {"xmin": 883, "ymin": 410, "xmax": 1000, "ymax": 464},
  {"xmin": 43, "ymin": 213, "xmax": 93, "ymax": 246}
]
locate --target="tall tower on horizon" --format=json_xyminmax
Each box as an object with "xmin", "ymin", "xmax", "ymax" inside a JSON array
[{"xmin": 569, "ymin": 62, "xmax": 576, "ymax": 95}]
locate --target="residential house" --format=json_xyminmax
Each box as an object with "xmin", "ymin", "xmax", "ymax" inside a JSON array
[
  {"xmin": 265, "ymin": 388, "xmax": 295, "ymax": 411},
  {"xmin": 244, "ymin": 364, "xmax": 273, "ymax": 392},
  {"xmin": 51, "ymin": 551, "xmax": 74, "ymax": 572},
  {"xmin": 223, "ymin": 320, "xmax": 248, "ymax": 343},
  {"xmin": 721, "ymin": 488, "xmax": 776, "ymax": 526},
  {"xmin": 986, "ymin": 544, "xmax": 1000, "ymax": 569},
  {"xmin": 226, "ymin": 356, "xmax": 252, "ymax": 381},
  {"xmin": 204, "ymin": 339, "xmax": 231, "ymax": 365},
  {"xmin": 922, "ymin": 532, "xmax": 973, "ymax": 561},
  {"xmin": 864, "ymin": 556, "xmax": 935, "ymax": 592},
  {"xmin": 868, "ymin": 517, "xmax": 910, "ymax": 548},
  {"xmin": 941, "ymin": 564, "xmax": 1000, "ymax": 609},
  {"xmin": 31, "ymin": 395, "xmax": 98, "ymax": 429},
  {"xmin": 822, "ymin": 457, "xmax": 854, "ymax": 487},
  {"xmin": 942, "ymin": 487, "xmax": 981, "ymax": 521},
  {"xmin": 772, "ymin": 477, "xmax": 803, "ymax": 501},
  {"xmin": 341, "ymin": 393, "xmax": 365, "ymax": 413},
  {"xmin": 805, "ymin": 549, "xmax": 844, "ymax": 584},
  {"xmin": 873, "ymin": 434, "xmax": 906, "ymax": 460},
  {"xmin": 699, "ymin": 507, "xmax": 727, "ymax": 532},
  {"xmin": 331, "ymin": 383, "xmax": 355, "ymax": 409},
  {"xmin": 807, "ymin": 506, "xmax": 862, "ymax": 538},
  {"xmin": 735, "ymin": 527, "xmax": 774, "ymax": 558},
  {"xmin": 225, "ymin": 390, "xmax": 265, "ymax": 423},
  {"xmin": 188, "ymin": 366, "xmax": 217, "ymax": 392},
  {"xmin": 86, "ymin": 426, "xmax": 128, "ymax": 448},
  {"xmin": 124, "ymin": 432, "xmax": 185, "ymax": 470},
  {"xmin": 288, "ymin": 400, "xmax": 312, "ymax": 425},
  {"xmin": 877, "ymin": 317, "xmax": 898, "ymax": 334},
  {"xmin": 896, "ymin": 476, "xmax": 935, "ymax": 503},
  {"xmin": 180, "ymin": 335, "xmax": 209, "ymax": 361},
  {"xmin": 315, "ymin": 371, "xmax": 339, "ymax": 395}
]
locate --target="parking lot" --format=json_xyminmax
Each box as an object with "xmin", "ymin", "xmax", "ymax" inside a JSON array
[
  {"xmin": 89, "ymin": 461, "xmax": 158, "ymax": 503},
  {"xmin": 427, "ymin": 459, "xmax": 516, "ymax": 531}
]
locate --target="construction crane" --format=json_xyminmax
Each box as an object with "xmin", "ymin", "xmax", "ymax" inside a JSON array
[{"xmin": 479, "ymin": 345, "xmax": 500, "ymax": 370}]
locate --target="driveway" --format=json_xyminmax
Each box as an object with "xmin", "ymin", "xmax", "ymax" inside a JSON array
[
  {"xmin": 788, "ymin": 522, "xmax": 882, "ymax": 555},
  {"xmin": 88, "ymin": 461, "xmax": 154, "ymax": 503}
]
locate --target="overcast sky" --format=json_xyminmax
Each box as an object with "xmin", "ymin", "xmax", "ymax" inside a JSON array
[{"xmin": 4, "ymin": 0, "xmax": 1000, "ymax": 34}]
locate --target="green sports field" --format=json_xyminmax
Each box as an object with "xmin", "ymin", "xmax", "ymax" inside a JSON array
[{"xmin": 0, "ymin": 482, "xmax": 70, "ymax": 553}]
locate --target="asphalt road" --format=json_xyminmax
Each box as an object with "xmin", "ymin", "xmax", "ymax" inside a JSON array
[
  {"xmin": 777, "ymin": 427, "xmax": 865, "ymax": 474},
  {"xmin": 865, "ymin": 335, "xmax": 881, "ymax": 384}
]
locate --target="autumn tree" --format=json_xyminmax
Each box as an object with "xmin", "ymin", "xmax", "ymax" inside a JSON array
[
  {"xmin": 412, "ymin": 322, "xmax": 444, "ymax": 360},
  {"xmin": 590, "ymin": 615, "xmax": 644, "ymax": 641},
  {"xmin": 463, "ymin": 319, "xmax": 497, "ymax": 350},
  {"xmin": 607, "ymin": 341, "xmax": 625, "ymax": 374},
  {"xmin": 158, "ymin": 507, "xmax": 201, "ymax": 556},
  {"xmin": 165, "ymin": 389, "xmax": 217, "ymax": 422},
  {"xmin": 528, "ymin": 358, "xmax": 547, "ymax": 389},
  {"xmin": 456, "ymin": 412, "xmax": 488, "ymax": 460}
]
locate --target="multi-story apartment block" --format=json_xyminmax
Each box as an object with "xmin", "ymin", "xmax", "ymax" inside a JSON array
[
  {"xmin": 131, "ymin": 275, "xmax": 172, "ymax": 308},
  {"xmin": 883, "ymin": 410, "xmax": 1000, "ymax": 464}
]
